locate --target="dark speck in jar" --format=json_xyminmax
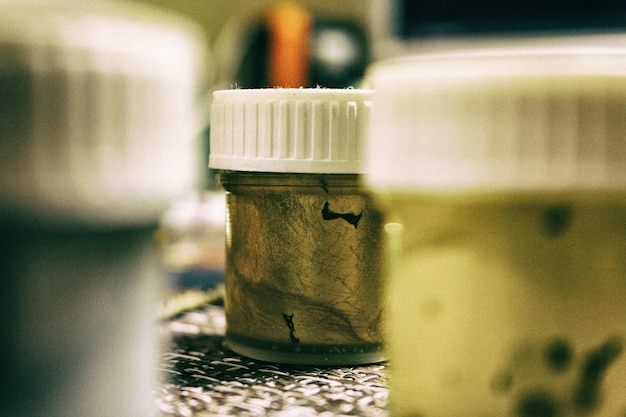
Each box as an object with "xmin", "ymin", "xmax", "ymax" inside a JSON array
[
  {"xmin": 541, "ymin": 204, "xmax": 572, "ymax": 238},
  {"xmin": 516, "ymin": 389, "xmax": 561, "ymax": 417},
  {"xmin": 573, "ymin": 335, "xmax": 623, "ymax": 411},
  {"xmin": 544, "ymin": 337, "xmax": 573, "ymax": 373}
]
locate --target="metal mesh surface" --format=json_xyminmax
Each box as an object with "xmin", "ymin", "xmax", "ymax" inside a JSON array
[{"xmin": 155, "ymin": 305, "xmax": 389, "ymax": 417}]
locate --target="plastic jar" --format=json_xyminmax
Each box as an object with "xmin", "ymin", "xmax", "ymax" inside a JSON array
[
  {"xmin": 365, "ymin": 44, "xmax": 626, "ymax": 417},
  {"xmin": 209, "ymin": 88, "xmax": 384, "ymax": 365},
  {"xmin": 0, "ymin": 2, "xmax": 206, "ymax": 416}
]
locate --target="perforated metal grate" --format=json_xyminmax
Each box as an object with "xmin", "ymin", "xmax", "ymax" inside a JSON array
[{"xmin": 155, "ymin": 305, "xmax": 389, "ymax": 417}]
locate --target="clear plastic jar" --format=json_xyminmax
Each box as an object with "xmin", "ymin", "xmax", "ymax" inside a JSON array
[
  {"xmin": 0, "ymin": 2, "xmax": 206, "ymax": 416},
  {"xmin": 366, "ymin": 44, "xmax": 626, "ymax": 417},
  {"xmin": 210, "ymin": 88, "xmax": 385, "ymax": 365}
]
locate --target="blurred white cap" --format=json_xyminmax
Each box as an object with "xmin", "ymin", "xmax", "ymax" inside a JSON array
[
  {"xmin": 209, "ymin": 88, "xmax": 372, "ymax": 174},
  {"xmin": 365, "ymin": 43, "xmax": 626, "ymax": 193},
  {"xmin": 0, "ymin": 0, "xmax": 209, "ymax": 226}
]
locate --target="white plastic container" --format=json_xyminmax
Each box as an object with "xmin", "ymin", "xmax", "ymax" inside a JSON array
[
  {"xmin": 209, "ymin": 88, "xmax": 384, "ymax": 365},
  {"xmin": 366, "ymin": 45, "xmax": 626, "ymax": 417},
  {"xmin": 0, "ymin": 1, "xmax": 206, "ymax": 416}
]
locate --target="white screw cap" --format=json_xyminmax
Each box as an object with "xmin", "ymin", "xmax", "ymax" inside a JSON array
[
  {"xmin": 209, "ymin": 88, "xmax": 372, "ymax": 174},
  {"xmin": 0, "ymin": 0, "xmax": 208, "ymax": 226},
  {"xmin": 365, "ymin": 42, "xmax": 626, "ymax": 192}
]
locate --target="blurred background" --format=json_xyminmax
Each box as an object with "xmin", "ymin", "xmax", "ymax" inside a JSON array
[
  {"xmin": 135, "ymin": 0, "xmax": 369, "ymax": 91},
  {"xmin": 132, "ymin": 0, "xmax": 626, "ymax": 87},
  {"xmin": 133, "ymin": 0, "xmax": 367, "ymax": 42}
]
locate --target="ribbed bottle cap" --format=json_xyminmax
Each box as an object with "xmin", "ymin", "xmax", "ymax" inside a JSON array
[
  {"xmin": 365, "ymin": 43, "xmax": 626, "ymax": 192},
  {"xmin": 0, "ymin": 0, "xmax": 208, "ymax": 226},
  {"xmin": 209, "ymin": 88, "xmax": 372, "ymax": 174}
]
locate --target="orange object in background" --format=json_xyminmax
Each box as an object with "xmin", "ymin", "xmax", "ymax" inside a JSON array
[
  {"xmin": 266, "ymin": 2, "xmax": 312, "ymax": 88},
  {"xmin": 231, "ymin": 2, "xmax": 367, "ymax": 89}
]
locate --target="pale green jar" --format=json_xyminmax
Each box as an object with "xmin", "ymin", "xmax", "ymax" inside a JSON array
[{"xmin": 365, "ymin": 45, "xmax": 626, "ymax": 417}]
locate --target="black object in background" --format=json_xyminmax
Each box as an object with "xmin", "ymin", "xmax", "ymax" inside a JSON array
[{"xmin": 399, "ymin": 0, "xmax": 626, "ymax": 38}]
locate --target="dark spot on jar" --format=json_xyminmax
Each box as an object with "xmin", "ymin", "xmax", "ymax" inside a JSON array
[
  {"xmin": 516, "ymin": 390, "xmax": 561, "ymax": 417},
  {"xmin": 574, "ymin": 335, "xmax": 623, "ymax": 411},
  {"xmin": 544, "ymin": 337, "xmax": 573, "ymax": 373},
  {"xmin": 321, "ymin": 201, "xmax": 362, "ymax": 228},
  {"xmin": 541, "ymin": 204, "xmax": 572, "ymax": 238},
  {"xmin": 320, "ymin": 179, "xmax": 329, "ymax": 194},
  {"xmin": 281, "ymin": 313, "xmax": 300, "ymax": 344}
]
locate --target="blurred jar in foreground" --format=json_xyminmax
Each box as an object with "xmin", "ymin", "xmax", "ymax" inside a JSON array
[
  {"xmin": 0, "ymin": 1, "xmax": 207, "ymax": 416},
  {"xmin": 365, "ymin": 43, "xmax": 626, "ymax": 417},
  {"xmin": 209, "ymin": 88, "xmax": 384, "ymax": 365}
]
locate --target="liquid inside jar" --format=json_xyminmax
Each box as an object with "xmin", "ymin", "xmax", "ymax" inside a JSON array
[{"xmin": 381, "ymin": 192, "xmax": 626, "ymax": 417}]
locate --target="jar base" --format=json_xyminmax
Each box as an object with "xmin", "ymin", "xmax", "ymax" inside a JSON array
[{"xmin": 224, "ymin": 332, "xmax": 386, "ymax": 366}]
